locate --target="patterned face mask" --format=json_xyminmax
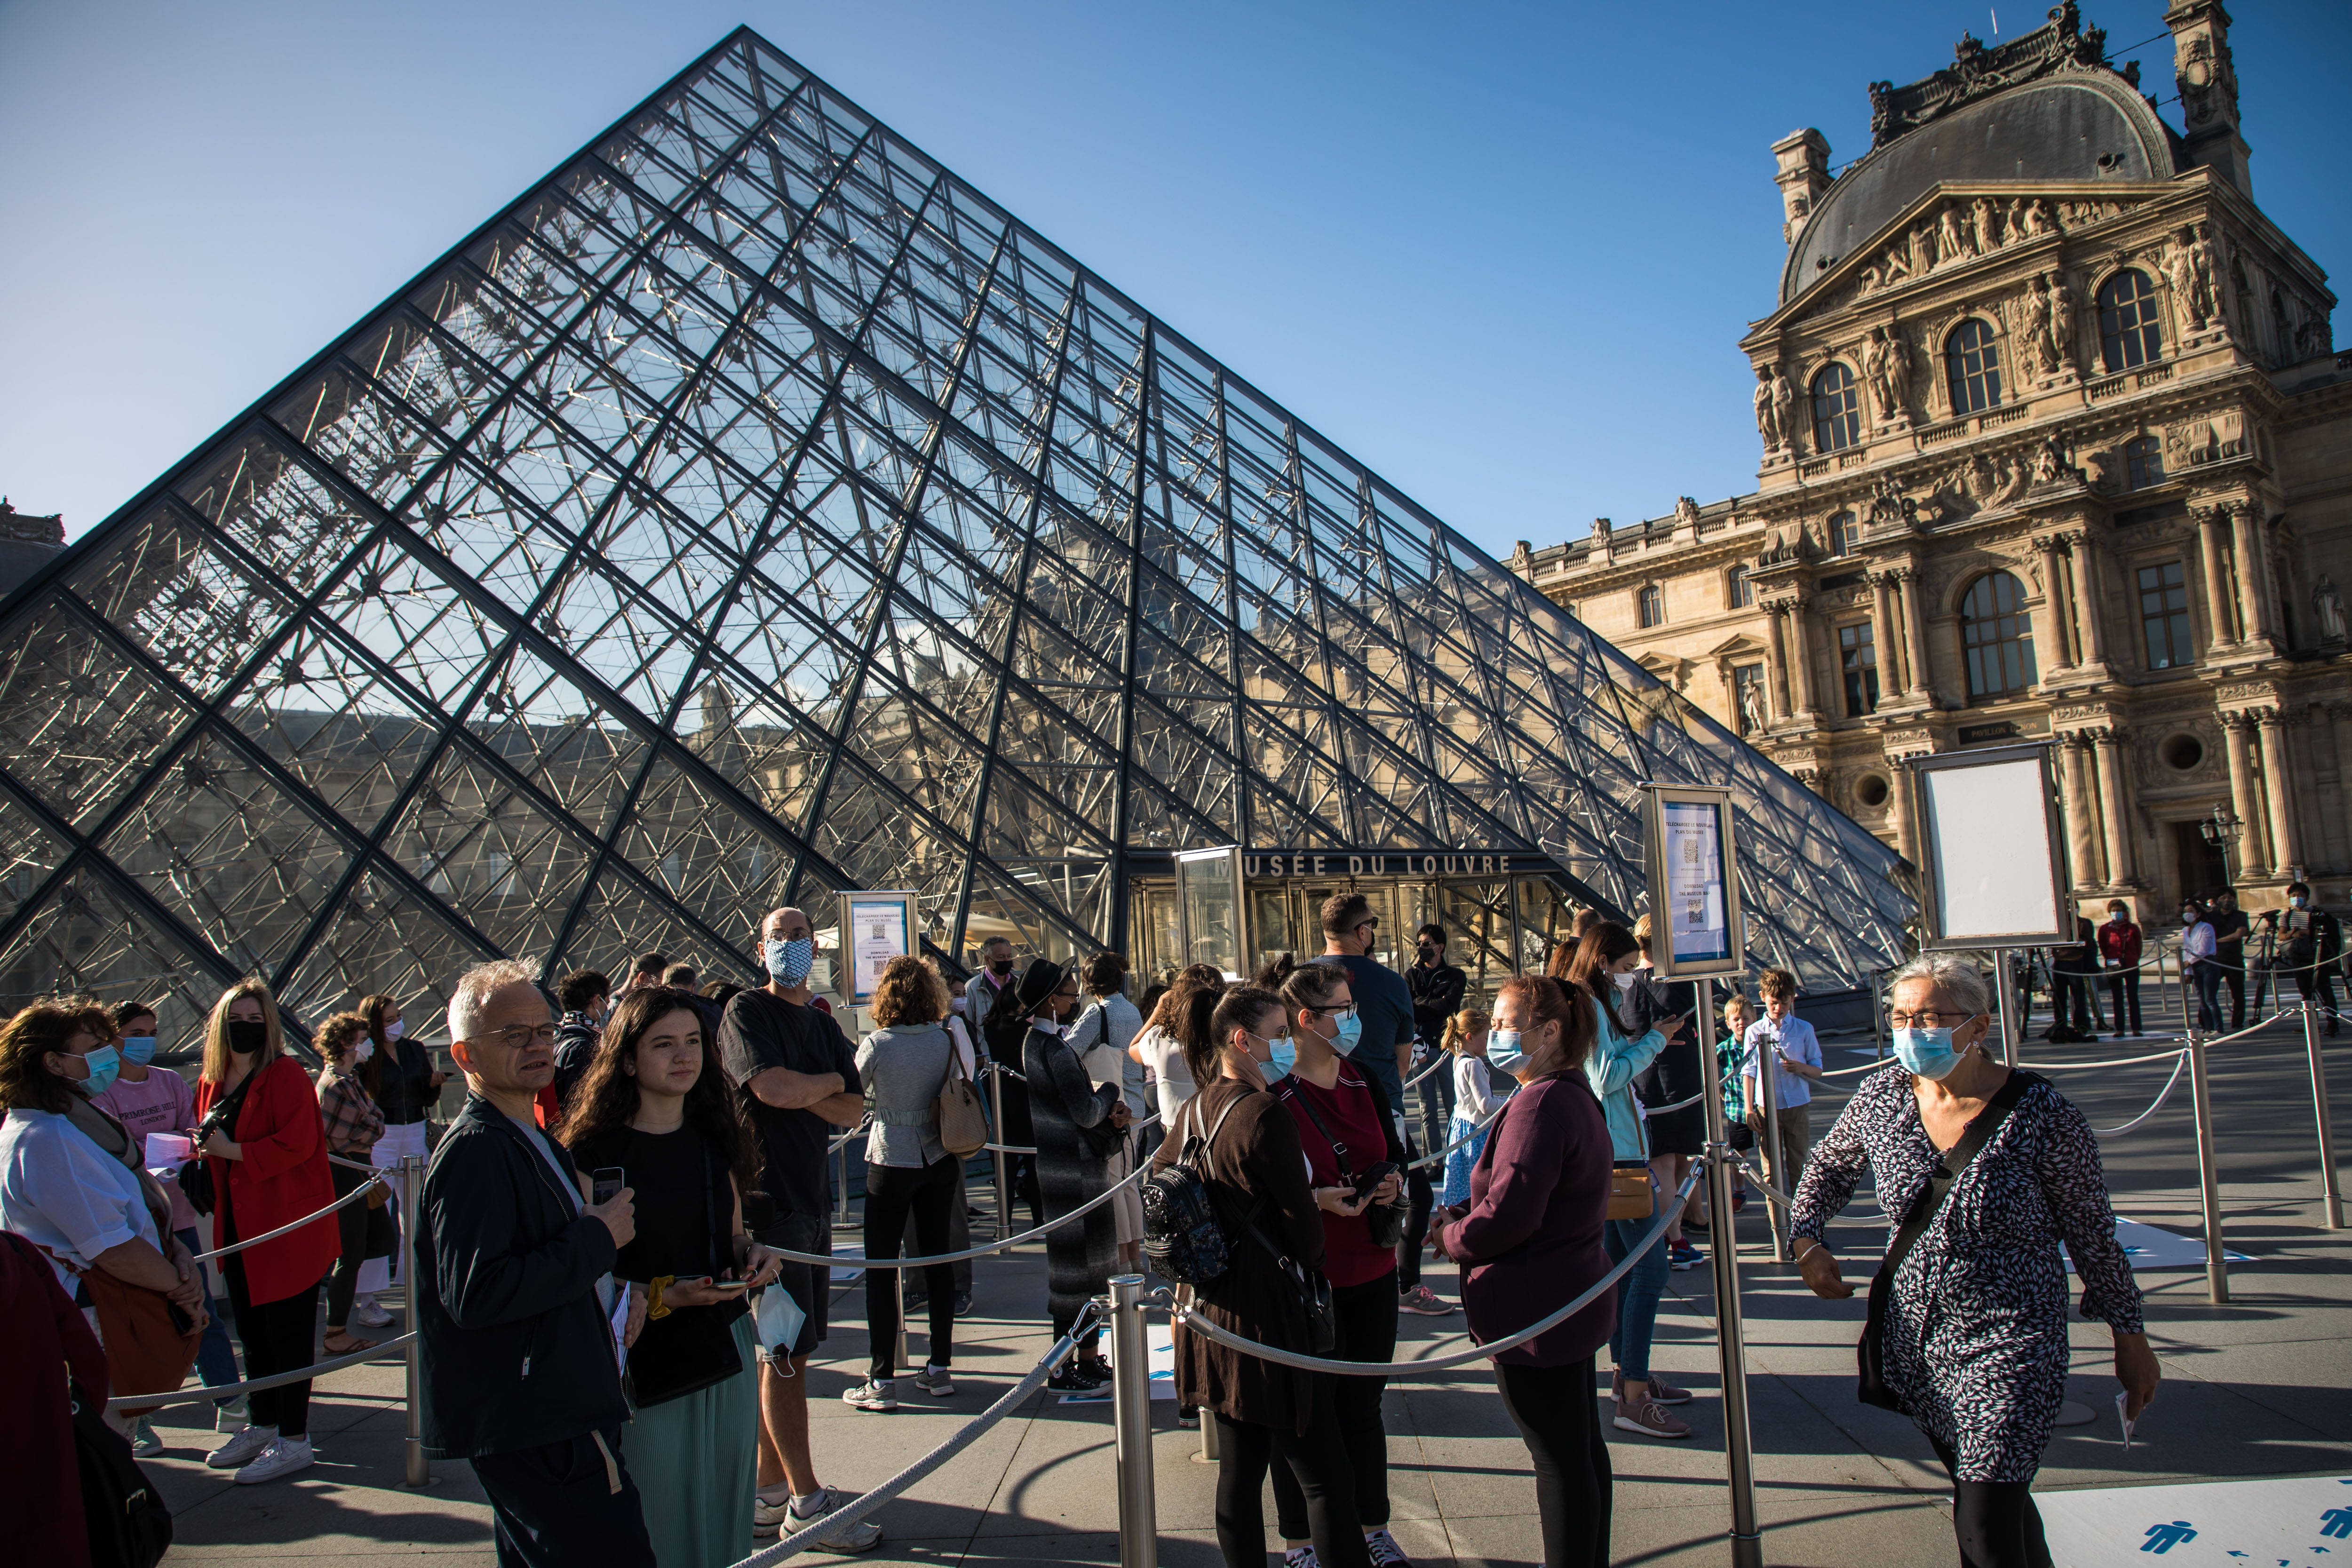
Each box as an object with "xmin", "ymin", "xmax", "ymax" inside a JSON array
[{"xmin": 764, "ymin": 936, "xmax": 815, "ymax": 986}]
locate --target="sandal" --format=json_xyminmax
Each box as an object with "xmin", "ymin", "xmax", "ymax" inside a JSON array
[{"xmin": 322, "ymin": 1330, "xmax": 378, "ymax": 1356}]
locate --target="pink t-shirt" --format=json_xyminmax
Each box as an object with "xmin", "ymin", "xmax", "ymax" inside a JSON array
[{"xmin": 93, "ymin": 1067, "xmax": 201, "ymax": 1233}]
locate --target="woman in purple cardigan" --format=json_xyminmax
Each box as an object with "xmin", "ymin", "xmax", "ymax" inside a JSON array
[{"xmin": 1431, "ymin": 974, "xmax": 1616, "ymax": 1568}]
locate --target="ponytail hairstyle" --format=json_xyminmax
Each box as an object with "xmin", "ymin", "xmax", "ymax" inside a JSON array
[
  {"xmin": 1197, "ymin": 985, "xmax": 1283, "ymax": 1089},
  {"xmin": 1565, "ymin": 921, "xmax": 1640, "ymax": 1035},
  {"xmin": 1263, "ymin": 954, "xmax": 1347, "ymax": 1023},
  {"xmin": 1440, "ymin": 1007, "xmax": 1491, "ymax": 1056},
  {"xmin": 1493, "ymin": 974, "xmax": 1596, "ymax": 1073}
]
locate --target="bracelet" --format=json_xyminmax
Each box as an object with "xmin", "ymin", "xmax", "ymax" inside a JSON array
[{"xmin": 1791, "ymin": 1240, "xmax": 1826, "ymax": 1263}]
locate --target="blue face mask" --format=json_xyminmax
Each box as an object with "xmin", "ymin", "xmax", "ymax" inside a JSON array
[
  {"xmin": 764, "ymin": 936, "xmax": 814, "ymax": 987},
  {"xmin": 1331, "ymin": 1010, "xmax": 1362, "ymax": 1056},
  {"xmin": 1262, "ymin": 1035, "xmax": 1296, "ymax": 1084},
  {"xmin": 1892, "ymin": 1026, "xmax": 1965, "ymax": 1081},
  {"xmin": 77, "ymin": 1044, "xmax": 122, "ymax": 1096},
  {"xmin": 1486, "ymin": 1028, "xmax": 1526, "ymax": 1075},
  {"xmin": 120, "ymin": 1036, "xmax": 158, "ymax": 1066}
]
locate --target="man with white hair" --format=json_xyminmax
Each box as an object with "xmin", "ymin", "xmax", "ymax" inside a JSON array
[
  {"xmin": 415, "ymin": 959, "xmax": 652, "ymax": 1568},
  {"xmin": 717, "ymin": 907, "xmax": 875, "ymax": 1549}
]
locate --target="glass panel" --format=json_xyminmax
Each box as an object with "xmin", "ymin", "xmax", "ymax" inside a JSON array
[
  {"xmin": 1175, "ymin": 847, "xmax": 1242, "ymax": 979},
  {"xmin": 0, "ymin": 869, "xmax": 226, "ymax": 1059}
]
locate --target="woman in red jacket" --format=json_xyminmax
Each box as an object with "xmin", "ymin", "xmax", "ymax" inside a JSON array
[
  {"xmin": 194, "ymin": 981, "xmax": 339, "ymax": 1485},
  {"xmin": 2097, "ymin": 899, "xmax": 2145, "ymax": 1039}
]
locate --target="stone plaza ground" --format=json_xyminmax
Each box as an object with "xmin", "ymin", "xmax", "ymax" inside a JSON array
[{"xmin": 130, "ymin": 1018, "xmax": 2351, "ymax": 1568}]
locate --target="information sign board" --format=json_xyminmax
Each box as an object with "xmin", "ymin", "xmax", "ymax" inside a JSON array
[
  {"xmin": 840, "ymin": 891, "xmax": 916, "ymax": 1005},
  {"xmin": 1909, "ymin": 745, "xmax": 2069, "ymax": 949},
  {"xmin": 1641, "ymin": 785, "xmax": 1746, "ymax": 979}
]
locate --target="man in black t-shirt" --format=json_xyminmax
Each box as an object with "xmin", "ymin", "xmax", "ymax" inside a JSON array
[
  {"xmin": 717, "ymin": 906, "xmax": 874, "ymax": 1551},
  {"xmin": 2209, "ymin": 890, "xmax": 2252, "ymax": 1032}
]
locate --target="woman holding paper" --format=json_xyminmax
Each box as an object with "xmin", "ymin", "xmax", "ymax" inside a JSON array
[
  {"xmin": 1790, "ymin": 954, "xmax": 2159, "ymax": 1568},
  {"xmin": 560, "ymin": 985, "xmax": 779, "ymax": 1568}
]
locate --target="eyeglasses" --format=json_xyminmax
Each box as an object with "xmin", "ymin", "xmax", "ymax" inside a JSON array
[
  {"xmin": 1307, "ymin": 1004, "xmax": 1358, "ymax": 1023},
  {"xmin": 478, "ymin": 1022, "xmax": 558, "ymax": 1050},
  {"xmin": 1886, "ymin": 1010, "xmax": 1977, "ymax": 1029}
]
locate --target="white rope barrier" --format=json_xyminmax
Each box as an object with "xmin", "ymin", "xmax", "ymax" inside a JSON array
[
  {"xmin": 1156, "ymin": 1166, "xmax": 1705, "ymax": 1376},
  {"xmin": 189, "ymin": 1173, "xmax": 388, "ymax": 1263},
  {"xmin": 2092, "ymin": 1052, "xmax": 2189, "ymax": 1137},
  {"xmin": 765, "ymin": 1158, "xmax": 1157, "ymax": 1269},
  {"xmin": 726, "ymin": 1302, "xmax": 1101, "ymax": 1568},
  {"xmin": 109, "ymin": 1332, "xmax": 416, "ymax": 1413},
  {"xmin": 2017, "ymin": 1047, "xmax": 2190, "ymax": 1071},
  {"xmin": 1406, "ymin": 1098, "xmax": 1509, "ymax": 1171}
]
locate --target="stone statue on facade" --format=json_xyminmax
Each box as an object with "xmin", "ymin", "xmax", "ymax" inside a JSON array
[
  {"xmin": 1674, "ymin": 496, "xmax": 1702, "ymax": 531},
  {"xmin": 1865, "ymin": 324, "xmax": 1912, "ymax": 426},
  {"xmin": 1755, "ymin": 364, "xmax": 1795, "ymax": 453},
  {"xmin": 2191, "ymin": 222, "xmax": 2233, "ymax": 334},
  {"xmin": 1591, "ymin": 516, "xmax": 1613, "ymax": 551},
  {"xmin": 2047, "ymin": 269, "xmax": 2078, "ymax": 374},
  {"xmin": 1738, "ymin": 676, "xmax": 1766, "ymax": 736},
  {"xmin": 1971, "ymin": 196, "xmax": 2001, "ymax": 254},
  {"xmin": 1939, "ymin": 203, "xmax": 1971, "ymax": 263},
  {"xmin": 2165, "ymin": 228, "xmax": 2206, "ymax": 331},
  {"xmin": 2019, "ymin": 274, "xmax": 2059, "ymax": 377},
  {"xmin": 2317, "ymin": 574, "xmax": 2348, "ymax": 644}
]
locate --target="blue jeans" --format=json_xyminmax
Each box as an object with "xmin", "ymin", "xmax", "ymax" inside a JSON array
[
  {"xmin": 2192, "ymin": 963, "xmax": 2224, "ymax": 1032},
  {"xmin": 1602, "ymin": 1212, "xmax": 1670, "ymax": 1384},
  {"xmin": 175, "ymin": 1225, "xmax": 242, "ymax": 1403}
]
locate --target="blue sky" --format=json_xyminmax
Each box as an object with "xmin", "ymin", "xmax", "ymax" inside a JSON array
[{"xmin": 2, "ymin": 0, "xmax": 2345, "ymax": 563}]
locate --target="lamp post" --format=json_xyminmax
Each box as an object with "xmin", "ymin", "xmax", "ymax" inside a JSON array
[{"xmin": 2198, "ymin": 804, "xmax": 2241, "ymax": 888}]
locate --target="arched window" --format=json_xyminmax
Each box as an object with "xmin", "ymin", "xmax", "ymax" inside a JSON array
[
  {"xmin": 1946, "ymin": 319, "xmax": 2003, "ymax": 414},
  {"xmin": 1959, "ymin": 571, "xmax": 2037, "ymax": 700},
  {"xmin": 1637, "ymin": 584, "xmax": 1665, "ymax": 628},
  {"xmin": 2097, "ymin": 269, "xmax": 2164, "ymax": 371},
  {"xmin": 1810, "ymin": 363, "xmax": 1862, "ymax": 453},
  {"xmin": 1727, "ymin": 565, "xmax": 1755, "ymax": 609},
  {"xmin": 2123, "ymin": 434, "xmax": 2164, "ymax": 489},
  {"xmin": 1826, "ymin": 511, "xmax": 1859, "ymax": 558}
]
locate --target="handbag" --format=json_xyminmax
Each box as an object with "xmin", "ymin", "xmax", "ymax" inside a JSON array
[
  {"xmin": 72, "ymin": 1265, "xmax": 202, "ymax": 1417},
  {"xmin": 177, "ymin": 1072, "xmax": 255, "ymax": 1218},
  {"xmin": 1607, "ymin": 1162, "xmax": 1656, "ymax": 1222},
  {"xmin": 935, "ymin": 1023, "xmax": 989, "ymax": 1159},
  {"xmin": 1857, "ymin": 1071, "xmax": 2031, "ymax": 1410},
  {"xmin": 71, "ymin": 1378, "xmax": 173, "ymax": 1568},
  {"xmin": 1281, "ymin": 1078, "xmax": 1406, "ymax": 1250}
]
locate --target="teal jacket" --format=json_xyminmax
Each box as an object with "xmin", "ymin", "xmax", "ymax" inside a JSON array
[{"xmin": 1582, "ymin": 994, "xmax": 1668, "ymax": 1162}]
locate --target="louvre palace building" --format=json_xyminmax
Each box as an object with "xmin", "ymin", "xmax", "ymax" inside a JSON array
[
  {"xmin": 1515, "ymin": 2, "xmax": 2352, "ymax": 923},
  {"xmin": 0, "ymin": 27, "xmax": 1913, "ymax": 1050}
]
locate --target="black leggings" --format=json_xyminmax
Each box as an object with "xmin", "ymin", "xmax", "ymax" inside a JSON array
[
  {"xmin": 1395, "ymin": 1134, "xmax": 1434, "ymax": 1289},
  {"xmin": 1495, "ymin": 1356, "xmax": 1612, "ymax": 1568},
  {"xmin": 222, "ymin": 1257, "xmax": 322, "ymax": 1438},
  {"xmin": 325, "ymin": 1160, "xmax": 393, "ymax": 1329},
  {"xmin": 1272, "ymin": 1274, "xmax": 1398, "ymax": 1536},
  {"xmin": 1927, "ymin": 1434, "xmax": 2052, "ymax": 1568},
  {"xmin": 1211, "ymin": 1375, "xmax": 1371, "ymax": 1568},
  {"xmin": 862, "ymin": 1155, "xmax": 957, "ymax": 1379}
]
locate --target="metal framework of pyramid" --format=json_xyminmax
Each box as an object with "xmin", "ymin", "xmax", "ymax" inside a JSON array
[{"xmin": 0, "ymin": 28, "xmax": 1913, "ymax": 1047}]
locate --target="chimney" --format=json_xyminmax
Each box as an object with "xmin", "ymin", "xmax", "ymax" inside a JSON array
[
  {"xmin": 1772, "ymin": 128, "xmax": 1833, "ymax": 247},
  {"xmin": 2164, "ymin": 1, "xmax": 2252, "ymax": 193}
]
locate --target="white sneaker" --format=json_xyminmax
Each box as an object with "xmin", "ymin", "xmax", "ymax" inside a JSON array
[
  {"xmin": 351, "ymin": 1300, "xmax": 395, "ymax": 1329},
  {"xmin": 234, "ymin": 1434, "xmax": 316, "ymax": 1484},
  {"xmin": 841, "ymin": 1378, "xmax": 897, "ymax": 1413},
  {"xmin": 214, "ymin": 1396, "xmax": 250, "ymax": 1433},
  {"xmin": 207, "ymin": 1424, "xmax": 277, "ymax": 1469},
  {"xmin": 130, "ymin": 1420, "xmax": 163, "ymax": 1457},
  {"xmin": 753, "ymin": 1493, "xmax": 794, "ymax": 1531},
  {"xmin": 787, "ymin": 1487, "xmax": 884, "ymax": 1552}
]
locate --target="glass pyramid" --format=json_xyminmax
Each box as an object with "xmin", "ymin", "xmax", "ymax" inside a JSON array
[{"xmin": 0, "ymin": 28, "xmax": 1912, "ymax": 1048}]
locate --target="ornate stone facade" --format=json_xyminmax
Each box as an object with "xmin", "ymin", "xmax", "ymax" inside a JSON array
[{"xmin": 1518, "ymin": 4, "xmax": 2352, "ymax": 921}]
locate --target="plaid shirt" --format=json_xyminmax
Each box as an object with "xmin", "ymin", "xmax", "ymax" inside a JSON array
[{"xmin": 317, "ymin": 1065, "xmax": 385, "ymax": 1156}]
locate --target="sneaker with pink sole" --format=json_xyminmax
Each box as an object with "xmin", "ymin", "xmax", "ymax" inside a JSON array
[
  {"xmin": 1613, "ymin": 1396, "xmax": 1692, "ymax": 1439},
  {"xmin": 1396, "ymin": 1284, "xmax": 1455, "ymax": 1316}
]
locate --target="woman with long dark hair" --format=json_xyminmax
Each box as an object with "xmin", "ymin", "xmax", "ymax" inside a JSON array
[
  {"xmin": 1563, "ymin": 921, "xmax": 1690, "ymax": 1441},
  {"xmin": 558, "ymin": 986, "xmax": 778, "ymax": 1568},
  {"xmin": 194, "ymin": 980, "xmax": 340, "ymax": 1484},
  {"xmin": 1130, "ymin": 963, "xmax": 1222, "ymax": 1126},
  {"xmin": 1017, "ymin": 957, "xmax": 1129, "ymax": 1393}
]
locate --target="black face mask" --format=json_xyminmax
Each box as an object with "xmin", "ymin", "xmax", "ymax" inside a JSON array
[
  {"xmin": 227, "ymin": 1019, "xmax": 269, "ymax": 1055},
  {"xmin": 1418, "ymin": 945, "xmax": 1439, "ymax": 962},
  {"xmin": 990, "ymin": 960, "xmax": 1015, "ymax": 978}
]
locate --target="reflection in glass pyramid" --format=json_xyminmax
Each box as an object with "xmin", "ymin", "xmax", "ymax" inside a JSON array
[{"xmin": 0, "ymin": 28, "xmax": 1912, "ymax": 1049}]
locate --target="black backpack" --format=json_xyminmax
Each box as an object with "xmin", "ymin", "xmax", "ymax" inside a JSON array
[
  {"xmin": 72, "ymin": 1381, "xmax": 172, "ymax": 1568},
  {"xmin": 1140, "ymin": 1093, "xmax": 1250, "ymax": 1285}
]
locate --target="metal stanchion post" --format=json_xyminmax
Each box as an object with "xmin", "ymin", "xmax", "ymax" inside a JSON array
[
  {"xmin": 1696, "ymin": 984, "xmax": 1764, "ymax": 1568},
  {"xmin": 990, "ymin": 1062, "xmax": 1012, "ymax": 1242},
  {"xmin": 1992, "ymin": 947, "xmax": 2018, "ymax": 1066},
  {"xmin": 2300, "ymin": 1001, "xmax": 2345, "ymax": 1229},
  {"xmin": 2185, "ymin": 1024, "xmax": 2230, "ymax": 1304},
  {"xmin": 1110, "ymin": 1274, "xmax": 1158, "ymax": 1568},
  {"xmin": 400, "ymin": 1154, "xmax": 430, "ymax": 1488},
  {"xmin": 836, "ymin": 1139, "xmax": 850, "ymax": 1225},
  {"xmin": 1871, "ymin": 968, "xmax": 1887, "ymax": 1060}
]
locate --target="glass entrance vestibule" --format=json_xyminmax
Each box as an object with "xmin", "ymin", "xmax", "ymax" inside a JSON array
[{"xmin": 1127, "ymin": 845, "xmax": 1592, "ymax": 1002}]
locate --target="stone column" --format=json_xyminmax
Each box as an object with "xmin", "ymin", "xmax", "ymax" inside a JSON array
[
  {"xmin": 2196, "ymin": 505, "xmax": 2237, "ymax": 647},
  {"xmin": 1898, "ymin": 565, "xmax": 1933, "ymax": 700},
  {"xmin": 2257, "ymin": 709, "xmax": 2300, "ymax": 875},
  {"xmin": 2335, "ymin": 703, "xmax": 2352, "ymax": 869},
  {"xmin": 2090, "ymin": 729, "xmax": 2135, "ymax": 888},
  {"xmin": 2220, "ymin": 711, "xmax": 2271, "ymax": 875},
  {"xmin": 2057, "ymin": 733, "xmax": 2103, "ymax": 887},
  {"xmin": 2031, "ymin": 533, "xmax": 2074, "ymax": 673},
  {"xmin": 1786, "ymin": 597, "xmax": 1820, "ymax": 716},
  {"xmin": 1888, "ymin": 753, "xmax": 1920, "ymax": 865},
  {"xmin": 1763, "ymin": 605, "xmax": 1791, "ymax": 722},
  {"xmin": 1870, "ymin": 573, "xmax": 1904, "ymax": 696},
  {"xmin": 2229, "ymin": 501, "xmax": 2273, "ymax": 648},
  {"xmin": 2070, "ymin": 528, "xmax": 2110, "ymax": 668}
]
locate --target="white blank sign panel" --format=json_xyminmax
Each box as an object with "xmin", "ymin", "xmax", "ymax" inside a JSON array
[{"xmin": 1922, "ymin": 756, "xmax": 2060, "ymax": 942}]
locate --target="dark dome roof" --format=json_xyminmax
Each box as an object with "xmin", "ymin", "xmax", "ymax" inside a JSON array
[{"xmin": 1782, "ymin": 73, "xmax": 2179, "ymax": 305}]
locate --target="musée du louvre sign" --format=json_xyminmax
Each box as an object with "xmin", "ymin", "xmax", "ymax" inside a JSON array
[{"xmin": 1241, "ymin": 850, "xmax": 1540, "ymax": 880}]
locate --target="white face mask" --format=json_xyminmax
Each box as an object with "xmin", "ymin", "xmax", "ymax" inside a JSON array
[
  {"xmin": 1613, "ymin": 971, "xmax": 1638, "ymax": 992},
  {"xmin": 385, "ymin": 1019, "xmax": 405, "ymax": 1040},
  {"xmin": 355, "ymin": 1039, "xmax": 375, "ymax": 1063}
]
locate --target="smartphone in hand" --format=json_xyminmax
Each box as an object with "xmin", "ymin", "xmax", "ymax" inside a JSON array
[
  {"xmin": 1351, "ymin": 1160, "xmax": 1401, "ymax": 1203},
  {"xmin": 592, "ymin": 1167, "xmax": 626, "ymax": 1206}
]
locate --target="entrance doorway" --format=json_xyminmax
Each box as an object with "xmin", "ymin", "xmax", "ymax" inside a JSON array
[{"xmin": 2170, "ymin": 820, "xmax": 2230, "ymax": 904}]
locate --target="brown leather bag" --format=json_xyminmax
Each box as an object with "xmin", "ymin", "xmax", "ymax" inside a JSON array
[
  {"xmin": 77, "ymin": 1266, "xmax": 202, "ymax": 1417},
  {"xmin": 1606, "ymin": 1163, "xmax": 1656, "ymax": 1222},
  {"xmin": 934, "ymin": 1026, "xmax": 989, "ymax": 1159}
]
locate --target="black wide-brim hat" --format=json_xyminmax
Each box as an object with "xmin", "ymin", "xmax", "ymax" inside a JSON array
[{"xmin": 1013, "ymin": 957, "xmax": 1068, "ymax": 1014}]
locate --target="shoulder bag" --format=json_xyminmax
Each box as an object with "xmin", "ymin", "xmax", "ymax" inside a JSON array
[
  {"xmin": 1856, "ymin": 1070, "xmax": 2032, "ymax": 1409},
  {"xmin": 72, "ymin": 1377, "xmax": 173, "ymax": 1568},
  {"xmin": 1140, "ymin": 1092, "xmax": 1251, "ymax": 1285},
  {"xmin": 177, "ymin": 1071, "xmax": 256, "ymax": 1218},
  {"xmin": 65, "ymin": 1260, "xmax": 201, "ymax": 1417},
  {"xmin": 935, "ymin": 1022, "xmax": 989, "ymax": 1159},
  {"xmin": 1282, "ymin": 1079, "xmax": 1405, "ymax": 1250}
]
